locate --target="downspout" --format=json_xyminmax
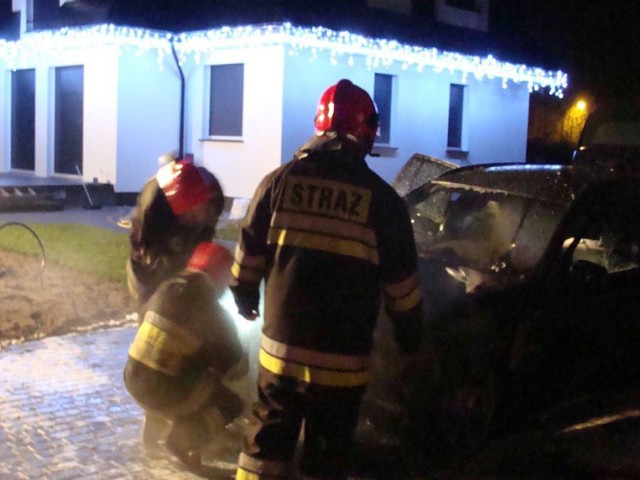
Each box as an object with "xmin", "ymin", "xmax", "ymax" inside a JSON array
[{"xmin": 170, "ymin": 37, "xmax": 185, "ymax": 159}]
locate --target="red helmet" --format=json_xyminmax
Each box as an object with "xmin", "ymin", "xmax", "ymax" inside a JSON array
[
  {"xmin": 187, "ymin": 241, "xmax": 233, "ymax": 291},
  {"xmin": 314, "ymin": 79, "xmax": 379, "ymax": 152},
  {"xmin": 156, "ymin": 160, "xmax": 212, "ymax": 216}
]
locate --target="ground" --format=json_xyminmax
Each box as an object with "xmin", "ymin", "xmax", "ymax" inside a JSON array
[{"xmin": 0, "ymin": 249, "xmax": 137, "ymax": 346}]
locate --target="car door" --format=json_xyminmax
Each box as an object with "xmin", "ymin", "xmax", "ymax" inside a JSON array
[{"xmin": 512, "ymin": 181, "xmax": 640, "ymax": 411}]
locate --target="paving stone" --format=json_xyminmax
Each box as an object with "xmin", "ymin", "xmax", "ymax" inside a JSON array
[{"xmin": 0, "ymin": 326, "xmax": 235, "ymax": 479}]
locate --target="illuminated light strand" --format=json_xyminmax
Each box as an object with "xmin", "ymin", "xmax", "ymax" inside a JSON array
[{"xmin": 0, "ymin": 22, "xmax": 568, "ymax": 96}]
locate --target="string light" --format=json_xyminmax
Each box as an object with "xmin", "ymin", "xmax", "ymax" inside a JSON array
[{"xmin": 0, "ymin": 22, "xmax": 568, "ymax": 96}]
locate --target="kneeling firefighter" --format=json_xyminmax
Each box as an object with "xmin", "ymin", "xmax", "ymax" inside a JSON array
[{"xmin": 124, "ymin": 241, "xmax": 248, "ymax": 475}]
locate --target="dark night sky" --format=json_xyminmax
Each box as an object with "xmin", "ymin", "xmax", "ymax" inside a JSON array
[{"xmin": 493, "ymin": 0, "xmax": 640, "ymax": 101}]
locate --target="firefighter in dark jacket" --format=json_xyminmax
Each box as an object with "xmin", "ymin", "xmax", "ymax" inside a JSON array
[
  {"xmin": 126, "ymin": 157, "xmax": 225, "ymax": 304},
  {"xmin": 124, "ymin": 241, "xmax": 248, "ymax": 475},
  {"xmin": 230, "ymin": 79, "xmax": 424, "ymax": 480}
]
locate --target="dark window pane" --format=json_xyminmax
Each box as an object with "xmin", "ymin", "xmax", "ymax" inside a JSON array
[
  {"xmin": 447, "ymin": 84, "xmax": 464, "ymax": 148},
  {"xmin": 11, "ymin": 69, "xmax": 35, "ymax": 171},
  {"xmin": 447, "ymin": 0, "xmax": 477, "ymax": 12},
  {"xmin": 374, "ymin": 73, "xmax": 392, "ymax": 144},
  {"xmin": 55, "ymin": 66, "xmax": 84, "ymax": 175},
  {"xmin": 209, "ymin": 64, "xmax": 244, "ymax": 137}
]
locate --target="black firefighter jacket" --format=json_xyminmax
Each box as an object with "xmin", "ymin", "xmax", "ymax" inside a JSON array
[
  {"xmin": 230, "ymin": 135, "xmax": 424, "ymax": 388},
  {"xmin": 124, "ymin": 270, "xmax": 245, "ymax": 411}
]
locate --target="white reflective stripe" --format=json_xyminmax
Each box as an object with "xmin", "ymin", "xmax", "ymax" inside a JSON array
[
  {"xmin": 260, "ymin": 335, "xmax": 370, "ymax": 371},
  {"xmin": 259, "ymin": 349, "xmax": 370, "ymax": 387},
  {"xmin": 237, "ymin": 453, "xmax": 289, "ymax": 478}
]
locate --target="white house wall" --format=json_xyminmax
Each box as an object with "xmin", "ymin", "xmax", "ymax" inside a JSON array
[
  {"xmin": 1, "ymin": 23, "xmax": 564, "ymax": 198},
  {"xmin": 186, "ymin": 45, "xmax": 285, "ymax": 199},
  {"xmin": 0, "ymin": 41, "xmax": 121, "ymax": 184},
  {"xmin": 115, "ymin": 48, "xmax": 182, "ymax": 193},
  {"xmin": 83, "ymin": 46, "xmax": 118, "ymax": 186},
  {"xmin": 281, "ymin": 50, "xmax": 366, "ymax": 168},
  {"xmin": 282, "ymin": 48, "xmax": 529, "ymax": 186},
  {"xmin": 465, "ymin": 78, "xmax": 529, "ymax": 165}
]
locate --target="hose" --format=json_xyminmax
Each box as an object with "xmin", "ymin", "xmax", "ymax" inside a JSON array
[{"xmin": 0, "ymin": 222, "xmax": 46, "ymax": 283}]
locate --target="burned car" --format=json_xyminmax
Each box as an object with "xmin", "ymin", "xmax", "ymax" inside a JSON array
[{"xmin": 367, "ymin": 162, "xmax": 640, "ymax": 464}]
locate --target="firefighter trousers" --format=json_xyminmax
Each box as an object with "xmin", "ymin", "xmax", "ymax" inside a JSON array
[{"xmin": 236, "ymin": 367, "xmax": 367, "ymax": 480}]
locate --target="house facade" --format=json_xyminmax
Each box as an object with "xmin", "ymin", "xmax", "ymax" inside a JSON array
[{"xmin": 0, "ymin": 3, "xmax": 567, "ymax": 200}]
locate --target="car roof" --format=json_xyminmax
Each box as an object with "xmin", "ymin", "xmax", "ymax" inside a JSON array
[
  {"xmin": 430, "ymin": 163, "xmax": 576, "ymax": 204},
  {"xmin": 424, "ymin": 161, "xmax": 640, "ymax": 205}
]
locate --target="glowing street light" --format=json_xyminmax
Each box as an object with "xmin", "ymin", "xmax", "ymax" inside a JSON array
[{"xmin": 576, "ymin": 99, "xmax": 587, "ymax": 111}]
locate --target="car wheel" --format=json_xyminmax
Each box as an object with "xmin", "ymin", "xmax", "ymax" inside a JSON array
[{"xmin": 432, "ymin": 350, "xmax": 497, "ymax": 459}]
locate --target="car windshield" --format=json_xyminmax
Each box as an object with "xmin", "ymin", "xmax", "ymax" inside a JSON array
[{"xmin": 409, "ymin": 183, "xmax": 569, "ymax": 288}]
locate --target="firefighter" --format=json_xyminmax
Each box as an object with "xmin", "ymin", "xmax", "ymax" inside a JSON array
[
  {"xmin": 126, "ymin": 156, "xmax": 225, "ymax": 304},
  {"xmin": 124, "ymin": 240, "xmax": 248, "ymax": 476},
  {"xmin": 230, "ymin": 79, "xmax": 424, "ymax": 480}
]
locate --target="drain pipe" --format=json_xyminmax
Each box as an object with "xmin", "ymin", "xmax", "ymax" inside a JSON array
[{"xmin": 170, "ymin": 37, "xmax": 185, "ymax": 159}]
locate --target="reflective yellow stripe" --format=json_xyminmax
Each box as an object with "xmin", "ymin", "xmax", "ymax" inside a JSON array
[
  {"xmin": 234, "ymin": 245, "xmax": 267, "ymax": 269},
  {"xmin": 267, "ymin": 228, "xmax": 379, "ymax": 265},
  {"xmin": 128, "ymin": 319, "xmax": 196, "ymax": 376},
  {"xmin": 259, "ymin": 349, "xmax": 370, "ymax": 387},
  {"xmin": 383, "ymin": 271, "xmax": 421, "ymax": 298},
  {"xmin": 144, "ymin": 311, "xmax": 202, "ymax": 349},
  {"xmin": 236, "ymin": 469, "xmax": 259, "ymax": 480},
  {"xmin": 271, "ymin": 211, "xmax": 377, "ymax": 247},
  {"xmin": 385, "ymin": 284, "xmax": 423, "ymax": 313},
  {"xmin": 231, "ymin": 261, "xmax": 263, "ymax": 283},
  {"xmin": 236, "ymin": 454, "xmax": 289, "ymax": 479},
  {"xmin": 232, "ymin": 246, "xmax": 266, "ymax": 283},
  {"xmin": 383, "ymin": 272, "xmax": 423, "ymax": 313}
]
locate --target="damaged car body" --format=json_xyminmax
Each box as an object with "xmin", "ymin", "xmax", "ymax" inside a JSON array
[{"xmin": 363, "ymin": 161, "xmax": 640, "ymax": 466}]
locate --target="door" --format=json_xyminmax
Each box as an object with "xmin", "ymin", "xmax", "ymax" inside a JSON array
[
  {"xmin": 54, "ymin": 65, "xmax": 84, "ymax": 175},
  {"xmin": 11, "ymin": 69, "xmax": 36, "ymax": 171}
]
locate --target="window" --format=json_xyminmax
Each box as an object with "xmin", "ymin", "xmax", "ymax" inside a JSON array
[
  {"xmin": 209, "ymin": 64, "xmax": 244, "ymax": 137},
  {"xmin": 11, "ymin": 69, "xmax": 35, "ymax": 171},
  {"xmin": 435, "ymin": 0, "xmax": 488, "ymax": 32},
  {"xmin": 447, "ymin": 84, "xmax": 465, "ymax": 149},
  {"xmin": 374, "ymin": 73, "xmax": 393, "ymax": 144},
  {"xmin": 54, "ymin": 65, "xmax": 84, "ymax": 175},
  {"xmin": 447, "ymin": 0, "xmax": 476, "ymax": 11},
  {"xmin": 365, "ymin": 0, "xmax": 411, "ymax": 15}
]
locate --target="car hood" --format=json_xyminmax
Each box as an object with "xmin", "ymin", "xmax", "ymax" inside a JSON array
[{"xmin": 392, "ymin": 153, "xmax": 458, "ymax": 197}]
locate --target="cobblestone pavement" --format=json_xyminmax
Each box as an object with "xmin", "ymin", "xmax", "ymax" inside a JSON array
[
  {"xmin": 4, "ymin": 317, "xmax": 640, "ymax": 480},
  {"xmin": 0, "ymin": 326, "xmax": 238, "ymax": 480}
]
